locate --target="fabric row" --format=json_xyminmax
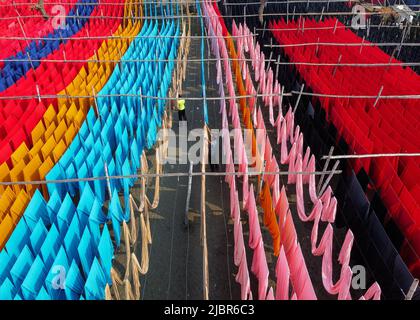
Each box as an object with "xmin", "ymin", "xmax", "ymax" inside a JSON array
[
  {"xmin": 215, "ymin": 0, "xmax": 420, "ymax": 298},
  {"xmin": 0, "ymin": 0, "xmax": 142, "ymax": 250},
  {"xmin": 0, "ymin": 5, "xmax": 180, "ymax": 298},
  {"xmin": 0, "ymin": 0, "xmax": 133, "ymax": 166},
  {"xmin": 205, "ymin": 0, "xmax": 383, "ymax": 299},
  {"xmin": 269, "ymin": 18, "xmax": 420, "ymax": 277},
  {"xmin": 203, "ymin": 0, "xmax": 313, "ymax": 299}
]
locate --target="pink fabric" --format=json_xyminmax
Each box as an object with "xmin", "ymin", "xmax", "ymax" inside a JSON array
[
  {"xmin": 257, "ymin": 108, "xmax": 266, "ymax": 131},
  {"xmin": 264, "ymin": 135, "xmax": 272, "ymax": 164},
  {"xmin": 287, "ymin": 143, "xmax": 298, "ymax": 184},
  {"xmin": 247, "ymin": 184, "xmax": 262, "ymax": 250},
  {"xmin": 266, "ymin": 287, "xmax": 275, "ymax": 300},
  {"xmin": 235, "ymin": 251, "xmax": 253, "ymax": 300},
  {"xmin": 275, "ymin": 246, "xmax": 290, "ymax": 300},
  {"xmin": 243, "ymin": 173, "xmax": 249, "ymax": 209},
  {"xmin": 288, "ymin": 244, "xmax": 317, "ymax": 300},
  {"xmin": 360, "ymin": 282, "xmax": 382, "ymax": 300},
  {"xmin": 302, "ymin": 147, "xmax": 311, "ymax": 184},
  {"xmin": 275, "ymin": 185, "xmax": 289, "ymax": 223},
  {"xmin": 308, "ymin": 155, "xmax": 319, "ymax": 204},
  {"xmin": 251, "ymin": 238, "xmax": 269, "ymax": 300},
  {"xmin": 233, "ymin": 204, "xmax": 244, "ymax": 267},
  {"xmin": 280, "ymin": 119, "xmax": 289, "ymax": 164},
  {"xmin": 275, "ymin": 112, "xmax": 283, "ymax": 145}
]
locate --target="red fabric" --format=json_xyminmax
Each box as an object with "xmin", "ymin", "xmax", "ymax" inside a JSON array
[{"xmin": 270, "ymin": 18, "xmax": 420, "ymax": 274}]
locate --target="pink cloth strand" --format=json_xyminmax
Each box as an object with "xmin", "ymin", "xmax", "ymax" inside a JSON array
[
  {"xmin": 203, "ymin": 7, "xmax": 258, "ymax": 301},
  {"xmin": 247, "ymin": 184, "xmax": 262, "ymax": 250},
  {"xmin": 251, "ymin": 238, "xmax": 269, "ymax": 300},
  {"xmin": 266, "ymin": 287, "xmax": 275, "ymax": 300},
  {"xmin": 280, "ymin": 119, "xmax": 289, "ymax": 165},
  {"xmin": 235, "ymin": 251, "xmax": 253, "ymax": 300},
  {"xmin": 287, "ymin": 143, "xmax": 298, "ymax": 184},
  {"xmin": 360, "ymin": 282, "xmax": 382, "ymax": 300},
  {"xmin": 275, "ymin": 245, "xmax": 290, "ymax": 300},
  {"xmin": 302, "ymin": 146, "xmax": 311, "ymax": 184}
]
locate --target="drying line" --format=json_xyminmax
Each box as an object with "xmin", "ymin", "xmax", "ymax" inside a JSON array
[
  {"xmin": 321, "ymin": 153, "xmax": 420, "ymax": 160},
  {"xmin": 0, "ymin": 170, "xmax": 344, "ymax": 186}
]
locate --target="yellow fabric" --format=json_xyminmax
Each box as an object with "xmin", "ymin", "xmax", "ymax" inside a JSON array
[
  {"xmin": 31, "ymin": 121, "xmax": 46, "ymax": 145},
  {"xmin": 22, "ymin": 155, "xmax": 42, "ymax": 195},
  {"xmin": 43, "ymin": 104, "xmax": 57, "ymax": 127},
  {"xmin": 64, "ymin": 124, "xmax": 77, "ymax": 146},
  {"xmin": 9, "ymin": 159, "xmax": 25, "ymax": 194},
  {"xmin": 43, "ymin": 121, "xmax": 56, "ymax": 142},
  {"xmin": 9, "ymin": 189, "xmax": 29, "ymax": 224},
  {"xmin": 0, "ymin": 215, "xmax": 13, "ymax": 248},
  {"xmin": 40, "ymin": 135, "xmax": 57, "ymax": 161},
  {"xmin": 11, "ymin": 143, "xmax": 29, "ymax": 167},
  {"xmin": 52, "ymin": 139, "xmax": 67, "ymax": 163},
  {"xmin": 56, "ymin": 104, "xmax": 68, "ymax": 123},
  {"xmin": 54, "ymin": 119, "xmax": 67, "ymax": 142},
  {"xmin": 38, "ymin": 156, "xmax": 54, "ymax": 198},
  {"xmin": 29, "ymin": 139, "xmax": 44, "ymax": 160},
  {"xmin": 0, "ymin": 187, "xmax": 15, "ymax": 219},
  {"xmin": 65, "ymin": 102, "xmax": 78, "ymax": 125},
  {"xmin": 0, "ymin": 163, "xmax": 10, "ymax": 195},
  {"xmin": 177, "ymin": 99, "xmax": 186, "ymax": 111}
]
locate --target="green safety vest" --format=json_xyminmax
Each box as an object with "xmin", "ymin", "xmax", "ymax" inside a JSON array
[{"xmin": 177, "ymin": 99, "xmax": 186, "ymax": 111}]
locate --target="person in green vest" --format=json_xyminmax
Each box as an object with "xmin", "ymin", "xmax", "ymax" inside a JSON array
[{"xmin": 177, "ymin": 94, "xmax": 187, "ymax": 122}]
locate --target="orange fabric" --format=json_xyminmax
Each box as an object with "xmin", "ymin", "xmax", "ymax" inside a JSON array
[{"xmin": 260, "ymin": 183, "xmax": 281, "ymax": 256}]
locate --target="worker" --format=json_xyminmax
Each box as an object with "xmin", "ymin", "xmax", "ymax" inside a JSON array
[{"xmin": 177, "ymin": 94, "xmax": 187, "ymax": 122}]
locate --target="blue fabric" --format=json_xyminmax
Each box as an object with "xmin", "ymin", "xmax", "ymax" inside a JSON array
[
  {"xmin": 21, "ymin": 255, "xmax": 46, "ymax": 300},
  {"xmin": 40, "ymin": 224, "xmax": 61, "ymax": 268},
  {"xmin": 65, "ymin": 163, "xmax": 78, "ymax": 197},
  {"xmin": 47, "ymin": 190, "xmax": 63, "ymax": 224},
  {"xmin": 77, "ymin": 227, "xmax": 95, "ymax": 277},
  {"xmin": 84, "ymin": 257, "xmax": 106, "ymax": 300},
  {"xmin": 196, "ymin": 0, "xmax": 208, "ymax": 123},
  {"xmin": 0, "ymin": 250, "xmax": 15, "ymax": 285},
  {"xmin": 55, "ymin": 194, "xmax": 76, "ymax": 233},
  {"xmin": 29, "ymin": 219, "xmax": 48, "ymax": 256},
  {"xmin": 10, "ymin": 245, "xmax": 34, "ymax": 288},
  {"xmin": 88, "ymin": 220, "xmax": 101, "ymax": 248},
  {"xmin": 65, "ymin": 260, "xmax": 84, "ymax": 300},
  {"xmin": 109, "ymin": 190, "xmax": 124, "ymax": 247},
  {"xmin": 63, "ymin": 214, "xmax": 81, "ymax": 263},
  {"xmin": 86, "ymin": 108, "xmax": 97, "ymax": 132},
  {"xmin": 89, "ymin": 198, "xmax": 107, "ymax": 224},
  {"xmin": 36, "ymin": 286, "xmax": 51, "ymax": 300},
  {"xmin": 98, "ymin": 224, "xmax": 113, "ymax": 284},
  {"xmin": 46, "ymin": 165, "xmax": 67, "ymax": 200},
  {"xmin": 45, "ymin": 246, "xmax": 69, "ymax": 300},
  {"xmin": 77, "ymin": 184, "xmax": 95, "ymax": 218},
  {"xmin": 93, "ymin": 160, "xmax": 106, "ymax": 203},
  {"xmin": 5, "ymin": 218, "xmax": 30, "ymax": 259},
  {"xmin": 23, "ymin": 189, "xmax": 49, "ymax": 231},
  {"xmin": 0, "ymin": 278, "xmax": 16, "ymax": 300}
]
